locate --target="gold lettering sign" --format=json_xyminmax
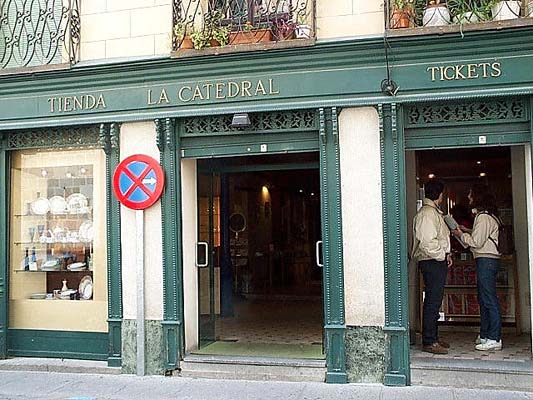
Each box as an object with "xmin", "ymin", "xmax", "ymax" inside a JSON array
[
  {"xmin": 146, "ymin": 78, "xmax": 280, "ymax": 106},
  {"xmin": 47, "ymin": 94, "xmax": 107, "ymax": 113},
  {"xmin": 427, "ymin": 62, "xmax": 502, "ymax": 82}
]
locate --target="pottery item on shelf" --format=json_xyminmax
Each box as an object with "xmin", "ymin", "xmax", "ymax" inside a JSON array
[
  {"xmin": 79, "ymin": 275, "xmax": 93, "ymax": 300},
  {"xmin": 67, "ymin": 193, "xmax": 88, "ymax": 214},
  {"xmin": 30, "ymin": 197, "xmax": 50, "ymax": 215},
  {"xmin": 49, "ymin": 196, "xmax": 67, "ymax": 214}
]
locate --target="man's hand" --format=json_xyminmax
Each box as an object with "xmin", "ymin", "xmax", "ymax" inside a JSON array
[{"xmin": 447, "ymin": 253, "xmax": 453, "ymax": 267}]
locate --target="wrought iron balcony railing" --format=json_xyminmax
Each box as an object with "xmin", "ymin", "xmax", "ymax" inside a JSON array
[
  {"xmin": 386, "ymin": 0, "xmax": 531, "ymax": 31},
  {"xmin": 0, "ymin": 0, "xmax": 80, "ymax": 70},
  {"xmin": 172, "ymin": 0, "xmax": 314, "ymax": 51}
]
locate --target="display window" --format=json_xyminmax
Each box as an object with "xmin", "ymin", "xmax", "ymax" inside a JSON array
[{"xmin": 9, "ymin": 149, "xmax": 107, "ymax": 332}]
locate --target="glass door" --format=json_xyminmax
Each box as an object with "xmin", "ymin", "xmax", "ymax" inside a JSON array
[{"xmin": 197, "ymin": 171, "xmax": 220, "ymax": 347}]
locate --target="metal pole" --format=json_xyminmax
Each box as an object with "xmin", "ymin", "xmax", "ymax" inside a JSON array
[{"xmin": 136, "ymin": 209, "xmax": 145, "ymax": 376}]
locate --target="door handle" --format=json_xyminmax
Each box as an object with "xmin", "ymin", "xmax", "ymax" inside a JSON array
[
  {"xmin": 196, "ymin": 242, "xmax": 208, "ymax": 267},
  {"xmin": 316, "ymin": 240, "xmax": 323, "ymax": 268}
]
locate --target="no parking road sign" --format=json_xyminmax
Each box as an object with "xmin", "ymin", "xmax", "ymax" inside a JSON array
[{"xmin": 113, "ymin": 154, "xmax": 165, "ymax": 210}]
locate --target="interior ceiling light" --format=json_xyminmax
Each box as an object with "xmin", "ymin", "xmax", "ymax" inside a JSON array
[
  {"xmin": 66, "ymin": 172, "xmax": 73, "ymax": 178},
  {"xmin": 41, "ymin": 169, "xmax": 47, "ymax": 177},
  {"xmin": 479, "ymin": 172, "xmax": 487, "ymax": 177},
  {"xmin": 428, "ymin": 173, "xmax": 435, "ymax": 179},
  {"xmin": 476, "ymin": 161, "xmax": 482, "ymax": 165}
]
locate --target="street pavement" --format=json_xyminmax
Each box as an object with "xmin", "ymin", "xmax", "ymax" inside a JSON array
[{"xmin": 0, "ymin": 371, "xmax": 532, "ymax": 400}]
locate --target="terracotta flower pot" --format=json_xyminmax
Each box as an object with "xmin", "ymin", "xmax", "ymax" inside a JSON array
[
  {"xmin": 229, "ymin": 29, "xmax": 273, "ymax": 45},
  {"xmin": 391, "ymin": 9, "xmax": 411, "ymax": 28},
  {"xmin": 179, "ymin": 36, "xmax": 194, "ymax": 50}
]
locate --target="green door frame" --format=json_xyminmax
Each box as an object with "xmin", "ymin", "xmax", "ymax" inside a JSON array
[
  {"xmin": 159, "ymin": 108, "xmax": 348, "ymax": 383},
  {"xmin": 381, "ymin": 97, "xmax": 532, "ymax": 386},
  {"xmin": 0, "ymin": 124, "xmax": 122, "ymax": 364}
]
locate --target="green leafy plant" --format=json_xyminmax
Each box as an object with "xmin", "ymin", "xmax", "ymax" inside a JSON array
[
  {"xmin": 190, "ymin": 30, "xmax": 209, "ymax": 49},
  {"xmin": 448, "ymin": 0, "xmax": 492, "ymax": 22},
  {"xmin": 174, "ymin": 23, "xmax": 186, "ymax": 41},
  {"xmin": 211, "ymin": 25, "xmax": 231, "ymax": 46},
  {"xmin": 392, "ymin": 0, "xmax": 415, "ymax": 10}
]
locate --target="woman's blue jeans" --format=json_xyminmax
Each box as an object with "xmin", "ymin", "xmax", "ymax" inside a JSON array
[{"xmin": 476, "ymin": 257, "xmax": 502, "ymax": 341}]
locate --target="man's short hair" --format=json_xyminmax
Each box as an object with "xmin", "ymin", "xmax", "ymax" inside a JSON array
[{"xmin": 424, "ymin": 179, "xmax": 445, "ymax": 201}]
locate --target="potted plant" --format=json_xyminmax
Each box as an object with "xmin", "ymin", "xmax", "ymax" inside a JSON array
[
  {"xmin": 423, "ymin": 0, "xmax": 452, "ymax": 26},
  {"xmin": 190, "ymin": 30, "xmax": 209, "ymax": 50},
  {"xmin": 203, "ymin": 10, "xmax": 231, "ymax": 47},
  {"xmin": 448, "ymin": 0, "xmax": 491, "ymax": 23},
  {"xmin": 174, "ymin": 22, "xmax": 194, "ymax": 50},
  {"xmin": 490, "ymin": 0, "xmax": 521, "ymax": 20},
  {"xmin": 211, "ymin": 25, "xmax": 231, "ymax": 47},
  {"xmin": 229, "ymin": 21, "xmax": 273, "ymax": 45},
  {"xmin": 390, "ymin": 0, "xmax": 415, "ymax": 28}
]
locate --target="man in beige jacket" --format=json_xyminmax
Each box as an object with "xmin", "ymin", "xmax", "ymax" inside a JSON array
[{"xmin": 412, "ymin": 180, "xmax": 453, "ymax": 354}]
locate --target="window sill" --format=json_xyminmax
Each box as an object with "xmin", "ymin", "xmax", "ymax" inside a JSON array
[
  {"xmin": 0, "ymin": 63, "xmax": 72, "ymax": 77},
  {"xmin": 171, "ymin": 38, "xmax": 316, "ymax": 59},
  {"xmin": 386, "ymin": 17, "xmax": 533, "ymax": 38}
]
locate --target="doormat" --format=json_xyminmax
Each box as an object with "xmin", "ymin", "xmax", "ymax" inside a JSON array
[{"xmin": 192, "ymin": 342, "xmax": 324, "ymax": 359}]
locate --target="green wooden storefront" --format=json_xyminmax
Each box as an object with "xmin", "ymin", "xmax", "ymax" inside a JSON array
[{"xmin": 0, "ymin": 24, "xmax": 532, "ymax": 384}]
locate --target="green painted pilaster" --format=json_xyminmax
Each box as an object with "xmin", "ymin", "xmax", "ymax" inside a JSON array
[
  {"xmin": 319, "ymin": 107, "xmax": 347, "ymax": 384},
  {"xmin": 157, "ymin": 118, "xmax": 183, "ymax": 372},
  {"xmin": 101, "ymin": 123, "xmax": 123, "ymax": 368},
  {"xmin": 379, "ymin": 104, "xmax": 410, "ymax": 386},
  {"xmin": 0, "ymin": 134, "xmax": 7, "ymax": 359}
]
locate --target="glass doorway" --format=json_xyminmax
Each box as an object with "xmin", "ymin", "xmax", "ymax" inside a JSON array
[{"xmin": 195, "ymin": 153, "xmax": 324, "ymax": 359}]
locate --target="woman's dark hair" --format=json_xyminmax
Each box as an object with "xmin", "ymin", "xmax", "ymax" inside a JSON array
[
  {"xmin": 470, "ymin": 184, "xmax": 498, "ymax": 216},
  {"xmin": 424, "ymin": 179, "xmax": 445, "ymax": 201}
]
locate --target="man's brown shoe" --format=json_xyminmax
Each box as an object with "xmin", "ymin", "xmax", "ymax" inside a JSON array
[
  {"xmin": 438, "ymin": 340, "xmax": 450, "ymax": 349},
  {"xmin": 422, "ymin": 342, "xmax": 448, "ymax": 354}
]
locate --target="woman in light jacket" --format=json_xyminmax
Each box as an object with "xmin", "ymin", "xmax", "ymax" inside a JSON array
[{"xmin": 452, "ymin": 184, "xmax": 502, "ymax": 351}]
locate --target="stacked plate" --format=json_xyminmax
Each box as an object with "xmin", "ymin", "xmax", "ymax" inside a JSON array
[
  {"xmin": 40, "ymin": 260, "xmax": 60, "ymax": 271},
  {"xmin": 67, "ymin": 262, "xmax": 86, "ymax": 271},
  {"xmin": 59, "ymin": 289, "xmax": 76, "ymax": 300}
]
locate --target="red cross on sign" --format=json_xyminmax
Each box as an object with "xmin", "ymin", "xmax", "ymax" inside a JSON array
[{"xmin": 113, "ymin": 154, "xmax": 165, "ymax": 210}]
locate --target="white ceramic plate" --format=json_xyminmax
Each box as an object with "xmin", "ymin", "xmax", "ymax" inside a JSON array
[
  {"xmin": 68, "ymin": 262, "xmax": 86, "ymax": 271},
  {"xmin": 78, "ymin": 275, "xmax": 93, "ymax": 300},
  {"xmin": 49, "ymin": 196, "xmax": 67, "ymax": 214},
  {"xmin": 30, "ymin": 197, "xmax": 50, "ymax": 215},
  {"xmin": 78, "ymin": 221, "xmax": 93, "ymax": 242},
  {"xmin": 29, "ymin": 293, "xmax": 47, "ymax": 299},
  {"xmin": 67, "ymin": 193, "xmax": 88, "ymax": 214}
]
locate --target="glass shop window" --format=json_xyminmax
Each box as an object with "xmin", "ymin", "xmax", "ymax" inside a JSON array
[{"xmin": 9, "ymin": 149, "xmax": 107, "ymax": 332}]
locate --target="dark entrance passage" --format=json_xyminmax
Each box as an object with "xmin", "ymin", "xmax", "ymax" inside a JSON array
[{"xmin": 195, "ymin": 153, "xmax": 324, "ymax": 359}]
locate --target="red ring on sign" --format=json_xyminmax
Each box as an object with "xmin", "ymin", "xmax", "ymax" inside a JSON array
[{"xmin": 113, "ymin": 154, "xmax": 165, "ymax": 210}]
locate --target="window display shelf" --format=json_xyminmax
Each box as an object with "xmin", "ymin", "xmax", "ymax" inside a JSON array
[
  {"xmin": 14, "ymin": 241, "xmax": 92, "ymax": 245},
  {"xmin": 14, "ymin": 212, "xmax": 91, "ymax": 217},
  {"xmin": 15, "ymin": 269, "xmax": 92, "ymax": 273}
]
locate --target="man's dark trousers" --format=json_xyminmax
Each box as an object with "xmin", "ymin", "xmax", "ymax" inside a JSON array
[{"xmin": 419, "ymin": 259, "xmax": 448, "ymax": 346}]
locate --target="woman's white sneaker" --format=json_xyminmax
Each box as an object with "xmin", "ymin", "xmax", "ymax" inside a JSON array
[
  {"xmin": 475, "ymin": 335, "xmax": 487, "ymax": 345},
  {"xmin": 475, "ymin": 339, "xmax": 502, "ymax": 351}
]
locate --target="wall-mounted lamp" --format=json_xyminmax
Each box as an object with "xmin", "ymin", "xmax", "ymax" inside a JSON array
[{"xmin": 231, "ymin": 113, "xmax": 251, "ymax": 128}]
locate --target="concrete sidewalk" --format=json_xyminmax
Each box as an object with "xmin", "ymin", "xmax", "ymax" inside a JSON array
[{"xmin": 0, "ymin": 371, "xmax": 532, "ymax": 400}]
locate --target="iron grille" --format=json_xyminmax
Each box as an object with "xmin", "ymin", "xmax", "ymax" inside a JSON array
[
  {"xmin": 385, "ymin": 0, "xmax": 529, "ymax": 31},
  {"xmin": 405, "ymin": 99, "xmax": 527, "ymax": 127},
  {"xmin": 0, "ymin": 0, "xmax": 80, "ymax": 70},
  {"xmin": 172, "ymin": 0, "xmax": 314, "ymax": 50}
]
